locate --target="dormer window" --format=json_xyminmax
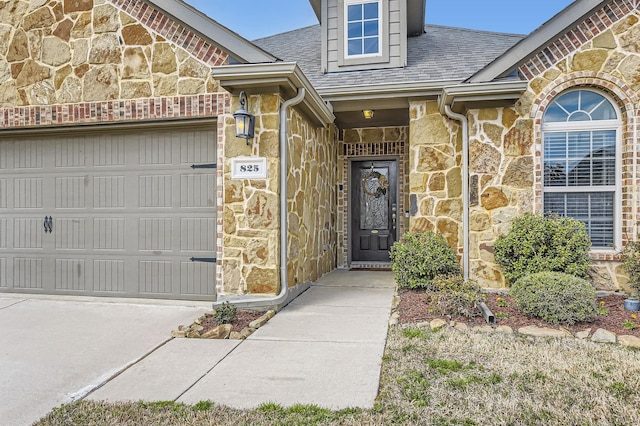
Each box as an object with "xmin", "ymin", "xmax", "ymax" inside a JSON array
[{"xmin": 346, "ymin": 0, "xmax": 381, "ymax": 57}]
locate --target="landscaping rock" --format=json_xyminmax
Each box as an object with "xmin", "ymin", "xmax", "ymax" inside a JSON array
[
  {"xmin": 591, "ymin": 328, "xmax": 617, "ymax": 344},
  {"xmin": 171, "ymin": 329, "xmax": 187, "ymax": 338},
  {"xmin": 618, "ymin": 335, "xmax": 640, "ymax": 349},
  {"xmin": 201, "ymin": 324, "xmax": 233, "ymax": 340},
  {"xmin": 187, "ymin": 330, "xmax": 201, "ymax": 338},
  {"xmin": 453, "ymin": 322, "xmax": 469, "ymax": 332},
  {"xmin": 576, "ymin": 329, "xmax": 592, "ymax": 339},
  {"xmin": 229, "ymin": 332, "xmax": 244, "ymax": 340},
  {"xmin": 249, "ymin": 310, "xmax": 275, "ymax": 329},
  {"xmin": 388, "ymin": 312, "xmax": 399, "ymax": 326},
  {"xmin": 430, "ymin": 319, "xmax": 447, "ymax": 331},
  {"xmin": 240, "ymin": 327, "xmax": 256, "ymax": 338},
  {"xmin": 517, "ymin": 326, "xmax": 572, "ymax": 338},
  {"xmin": 495, "ymin": 325, "xmax": 513, "ymax": 334},
  {"xmin": 591, "ymin": 328, "xmax": 617, "ymax": 343}
]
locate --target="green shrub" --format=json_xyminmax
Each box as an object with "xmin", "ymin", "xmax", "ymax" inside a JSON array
[
  {"xmin": 494, "ymin": 213, "xmax": 591, "ymax": 284},
  {"xmin": 427, "ymin": 275, "xmax": 481, "ymax": 318},
  {"xmin": 390, "ymin": 231, "xmax": 460, "ymax": 289},
  {"xmin": 620, "ymin": 237, "xmax": 640, "ymax": 294},
  {"xmin": 510, "ymin": 272, "xmax": 597, "ymax": 325},
  {"xmin": 213, "ymin": 301, "xmax": 237, "ymax": 324}
]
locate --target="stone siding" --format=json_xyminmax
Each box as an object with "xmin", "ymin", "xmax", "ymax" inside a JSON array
[
  {"xmin": 408, "ymin": 100, "xmax": 463, "ymax": 253},
  {"xmin": 0, "ymin": 0, "xmax": 225, "ymax": 109},
  {"xmin": 407, "ymin": 6, "xmax": 640, "ymax": 290},
  {"xmin": 222, "ymin": 94, "xmax": 337, "ymax": 295}
]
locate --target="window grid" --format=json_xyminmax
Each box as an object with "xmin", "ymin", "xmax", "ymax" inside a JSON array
[
  {"xmin": 542, "ymin": 90, "xmax": 621, "ymax": 250},
  {"xmin": 345, "ymin": 0, "xmax": 380, "ymax": 57}
]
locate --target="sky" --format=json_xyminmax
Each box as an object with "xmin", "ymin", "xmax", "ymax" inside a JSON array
[{"xmin": 184, "ymin": 0, "xmax": 576, "ymax": 41}]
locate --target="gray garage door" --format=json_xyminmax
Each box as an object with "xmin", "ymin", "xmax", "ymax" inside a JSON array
[{"xmin": 0, "ymin": 122, "xmax": 218, "ymax": 300}]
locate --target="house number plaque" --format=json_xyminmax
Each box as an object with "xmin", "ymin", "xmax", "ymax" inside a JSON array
[{"xmin": 231, "ymin": 157, "xmax": 268, "ymax": 179}]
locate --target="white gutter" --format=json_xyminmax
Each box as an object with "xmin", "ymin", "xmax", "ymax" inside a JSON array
[
  {"xmin": 213, "ymin": 89, "xmax": 306, "ymax": 311},
  {"xmin": 443, "ymin": 105, "xmax": 470, "ymax": 282}
]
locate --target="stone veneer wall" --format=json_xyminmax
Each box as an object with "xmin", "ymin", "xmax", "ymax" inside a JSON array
[
  {"xmin": 222, "ymin": 93, "xmax": 337, "ymax": 295},
  {"xmin": 408, "ymin": 101, "xmax": 463, "ymax": 252},
  {"xmin": 0, "ymin": 0, "xmax": 231, "ymax": 292},
  {"xmin": 408, "ymin": 6, "xmax": 640, "ymax": 291},
  {"xmin": 338, "ymin": 127, "xmax": 409, "ymax": 267}
]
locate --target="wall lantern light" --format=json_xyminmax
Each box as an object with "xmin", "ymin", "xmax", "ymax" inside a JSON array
[
  {"xmin": 363, "ymin": 109, "xmax": 375, "ymax": 119},
  {"xmin": 234, "ymin": 91, "xmax": 255, "ymax": 145}
]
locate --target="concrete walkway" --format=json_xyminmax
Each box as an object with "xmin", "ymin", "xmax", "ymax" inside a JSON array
[
  {"xmin": 0, "ymin": 295, "xmax": 210, "ymax": 426},
  {"xmin": 88, "ymin": 270, "xmax": 395, "ymax": 409}
]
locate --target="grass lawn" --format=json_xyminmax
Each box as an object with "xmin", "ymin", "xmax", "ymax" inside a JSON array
[{"xmin": 36, "ymin": 325, "xmax": 640, "ymax": 425}]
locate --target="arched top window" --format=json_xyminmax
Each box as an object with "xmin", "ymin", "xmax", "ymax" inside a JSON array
[
  {"xmin": 542, "ymin": 89, "xmax": 620, "ymax": 249},
  {"xmin": 543, "ymin": 90, "xmax": 618, "ymax": 123}
]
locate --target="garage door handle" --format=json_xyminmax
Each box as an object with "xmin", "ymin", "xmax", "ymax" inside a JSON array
[{"xmin": 43, "ymin": 216, "xmax": 53, "ymax": 234}]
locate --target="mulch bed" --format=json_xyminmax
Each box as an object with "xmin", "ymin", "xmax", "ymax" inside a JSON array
[
  {"xmin": 199, "ymin": 310, "xmax": 265, "ymax": 334},
  {"xmin": 398, "ymin": 288, "xmax": 640, "ymax": 338}
]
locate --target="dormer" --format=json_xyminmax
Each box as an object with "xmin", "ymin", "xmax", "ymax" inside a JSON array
[{"xmin": 309, "ymin": 0, "xmax": 425, "ymax": 73}]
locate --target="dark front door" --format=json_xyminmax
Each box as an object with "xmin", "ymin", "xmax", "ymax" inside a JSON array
[{"xmin": 351, "ymin": 160, "xmax": 398, "ymax": 262}]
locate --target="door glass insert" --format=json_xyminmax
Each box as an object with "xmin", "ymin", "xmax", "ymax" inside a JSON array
[{"xmin": 360, "ymin": 167, "xmax": 389, "ymax": 230}]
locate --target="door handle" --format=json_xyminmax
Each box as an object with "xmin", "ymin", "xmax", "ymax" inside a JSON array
[{"xmin": 43, "ymin": 216, "xmax": 53, "ymax": 234}]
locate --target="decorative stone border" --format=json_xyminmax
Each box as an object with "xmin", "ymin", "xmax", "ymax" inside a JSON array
[
  {"xmin": 171, "ymin": 310, "xmax": 276, "ymax": 340},
  {"xmin": 393, "ymin": 317, "xmax": 640, "ymax": 350}
]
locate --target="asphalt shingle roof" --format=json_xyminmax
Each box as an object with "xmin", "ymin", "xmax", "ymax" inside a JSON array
[{"xmin": 253, "ymin": 24, "xmax": 525, "ymax": 89}]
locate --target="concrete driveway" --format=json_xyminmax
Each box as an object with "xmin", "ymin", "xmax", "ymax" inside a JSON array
[{"xmin": 0, "ymin": 295, "xmax": 209, "ymax": 426}]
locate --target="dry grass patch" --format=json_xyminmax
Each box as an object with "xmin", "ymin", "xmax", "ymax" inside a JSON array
[
  {"xmin": 380, "ymin": 326, "xmax": 640, "ymax": 425},
  {"xmin": 36, "ymin": 327, "xmax": 640, "ymax": 425}
]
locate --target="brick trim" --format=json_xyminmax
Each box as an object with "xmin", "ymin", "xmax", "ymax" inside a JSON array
[
  {"xmin": 0, "ymin": 93, "xmax": 230, "ymax": 129},
  {"xmin": 518, "ymin": 0, "xmax": 638, "ymax": 80},
  {"xmin": 106, "ymin": 0, "xmax": 229, "ymax": 67},
  {"xmin": 531, "ymin": 72, "xmax": 638, "ymax": 260}
]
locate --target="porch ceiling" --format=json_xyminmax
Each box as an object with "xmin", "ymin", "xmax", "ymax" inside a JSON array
[{"xmin": 334, "ymin": 108, "xmax": 409, "ymax": 129}]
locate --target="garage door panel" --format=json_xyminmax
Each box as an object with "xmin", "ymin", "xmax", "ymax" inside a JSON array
[
  {"xmin": 94, "ymin": 176, "xmax": 125, "ymax": 208},
  {"xmin": 55, "ymin": 259, "xmax": 85, "ymax": 291},
  {"xmin": 94, "ymin": 137, "xmax": 125, "ymax": 167},
  {"xmin": 93, "ymin": 218, "xmax": 125, "ymax": 250},
  {"xmin": 139, "ymin": 175, "xmax": 172, "ymax": 208},
  {"xmin": 139, "ymin": 136, "xmax": 173, "ymax": 165},
  {"xmin": 0, "ymin": 258, "xmax": 6, "ymax": 287},
  {"xmin": 14, "ymin": 141, "xmax": 43, "ymax": 169},
  {"xmin": 55, "ymin": 218, "xmax": 86, "ymax": 250},
  {"xmin": 14, "ymin": 178, "xmax": 43, "ymax": 209},
  {"xmin": 139, "ymin": 218, "xmax": 173, "ymax": 251},
  {"xmin": 180, "ymin": 133, "xmax": 216, "ymax": 164},
  {"xmin": 0, "ymin": 218, "xmax": 6, "ymax": 248},
  {"xmin": 139, "ymin": 261, "xmax": 173, "ymax": 294},
  {"xmin": 0, "ymin": 179, "xmax": 7, "ymax": 208},
  {"xmin": 181, "ymin": 262, "xmax": 215, "ymax": 296},
  {"xmin": 56, "ymin": 140, "xmax": 86, "ymax": 168},
  {"xmin": 14, "ymin": 258, "xmax": 43, "ymax": 289},
  {"xmin": 14, "ymin": 218, "xmax": 43, "ymax": 249},
  {"xmin": 181, "ymin": 218, "xmax": 215, "ymax": 252},
  {"xmin": 181, "ymin": 174, "xmax": 215, "ymax": 208},
  {"xmin": 93, "ymin": 259, "xmax": 125, "ymax": 292},
  {"xmin": 56, "ymin": 177, "xmax": 87, "ymax": 209},
  {"xmin": 0, "ymin": 143, "xmax": 6, "ymax": 169}
]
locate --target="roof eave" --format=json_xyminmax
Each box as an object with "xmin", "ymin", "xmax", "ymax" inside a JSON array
[
  {"xmin": 148, "ymin": 0, "xmax": 277, "ymax": 64},
  {"xmin": 468, "ymin": 0, "xmax": 609, "ymax": 83},
  {"xmin": 439, "ymin": 81, "xmax": 529, "ymax": 114},
  {"xmin": 212, "ymin": 62, "xmax": 335, "ymax": 127}
]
